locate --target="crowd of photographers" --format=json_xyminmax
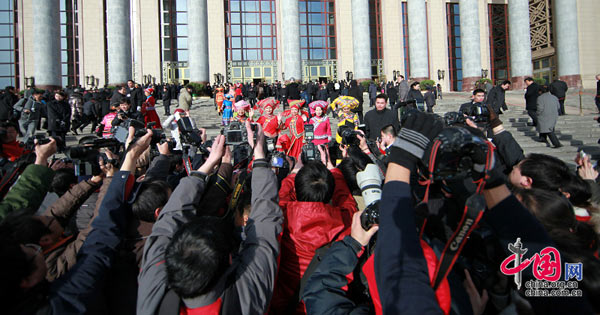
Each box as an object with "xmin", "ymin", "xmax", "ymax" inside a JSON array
[{"xmin": 0, "ymin": 78, "xmax": 599, "ymax": 315}]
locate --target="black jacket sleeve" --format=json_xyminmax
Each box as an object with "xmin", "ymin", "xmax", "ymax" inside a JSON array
[
  {"xmin": 374, "ymin": 181, "xmax": 443, "ymax": 314},
  {"xmin": 491, "ymin": 130, "xmax": 524, "ymax": 172},
  {"xmin": 303, "ymin": 236, "xmax": 371, "ymax": 315}
]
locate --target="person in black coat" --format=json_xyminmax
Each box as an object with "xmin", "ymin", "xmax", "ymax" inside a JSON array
[
  {"xmin": 524, "ymin": 77, "xmax": 540, "ymax": 127},
  {"xmin": 407, "ymin": 82, "xmax": 424, "ymax": 110},
  {"xmin": 348, "ymin": 80, "xmax": 364, "ymax": 123},
  {"xmin": 0, "ymin": 86, "xmax": 18, "ymax": 121},
  {"xmin": 46, "ymin": 91, "xmax": 71, "ymax": 144},
  {"xmin": 364, "ymin": 93, "xmax": 399, "ymax": 140},
  {"xmin": 486, "ymin": 80, "xmax": 511, "ymax": 115},
  {"xmin": 162, "ymin": 85, "xmax": 172, "ymax": 115},
  {"xmin": 286, "ymin": 80, "xmax": 301, "ymax": 100},
  {"xmin": 316, "ymin": 84, "xmax": 329, "ymax": 101},
  {"xmin": 549, "ymin": 79, "xmax": 568, "ymax": 115},
  {"xmin": 388, "ymin": 84, "xmax": 398, "ymax": 109}
]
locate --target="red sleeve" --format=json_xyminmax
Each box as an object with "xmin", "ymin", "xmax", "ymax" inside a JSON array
[
  {"xmin": 330, "ymin": 168, "xmax": 357, "ymax": 214},
  {"xmin": 278, "ymin": 173, "xmax": 296, "ymax": 211}
]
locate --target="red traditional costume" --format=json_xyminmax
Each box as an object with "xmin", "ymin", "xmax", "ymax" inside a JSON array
[
  {"xmin": 256, "ymin": 98, "xmax": 281, "ymax": 138},
  {"xmin": 308, "ymin": 101, "xmax": 331, "ymax": 146},
  {"xmin": 141, "ymin": 88, "xmax": 162, "ymax": 129},
  {"xmin": 280, "ymin": 100, "xmax": 307, "ymax": 159},
  {"xmin": 215, "ymin": 87, "xmax": 225, "ymax": 114}
]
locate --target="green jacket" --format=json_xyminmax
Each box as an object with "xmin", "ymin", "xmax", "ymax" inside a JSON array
[{"xmin": 0, "ymin": 164, "xmax": 54, "ymax": 220}]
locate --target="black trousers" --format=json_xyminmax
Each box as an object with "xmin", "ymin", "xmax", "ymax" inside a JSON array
[
  {"xmin": 527, "ymin": 109, "xmax": 538, "ymax": 127},
  {"xmin": 163, "ymin": 99, "xmax": 171, "ymax": 115},
  {"xmin": 558, "ymin": 98, "xmax": 565, "ymax": 115},
  {"xmin": 540, "ymin": 130, "xmax": 561, "ymax": 148}
]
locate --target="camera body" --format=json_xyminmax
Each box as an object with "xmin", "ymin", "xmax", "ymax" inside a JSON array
[
  {"xmin": 339, "ymin": 128, "xmax": 360, "ymax": 146},
  {"xmin": 465, "ymin": 103, "xmax": 490, "ymax": 123},
  {"xmin": 177, "ymin": 116, "xmax": 203, "ymax": 147},
  {"xmin": 301, "ymin": 142, "xmax": 321, "ymax": 163},
  {"xmin": 111, "ymin": 119, "xmax": 165, "ymax": 145},
  {"xmin": 360, "ymin": 200, "xmax": 380, "ymax": 230},
  {"xmin": 444, "ymin": 111, "xmax": 466, "ymax": 126},
  {"xmin": 270, "ymin": 151, "xmax": 288, "ymax": 168},
  {"xmin": 224, "ymin": 121, "xmax": 248, "ymax": 146},
  {"xmin": 304, "ymin": 124, "xmax": 315, "ymax": 141}
]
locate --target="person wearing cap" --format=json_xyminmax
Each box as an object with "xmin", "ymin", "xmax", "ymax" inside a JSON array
[
  {"xmin": 256, "ymin": 98, "xmax": 282, "ymax": 139},
  {"xmin": 309, "ymin": 101, "xmax": 331, "ymax": 146},
  {"xmin": 141, "ymin": 88, "xmax": 162, "ymax": 129},
  {"xmin": 233, "ymin": 100, "xmax": 253, "ymax": 123},
  {"xmin": 281, "ymin": 99, "xmax": 307, "ymax": 159}
]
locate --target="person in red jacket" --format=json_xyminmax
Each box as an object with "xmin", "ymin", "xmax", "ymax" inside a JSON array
[
  {"xmin": 141, "ymin": 88, "xmax": 162, "ymax": 129},
  {"xmin": 0, "ymin": 120, "xmax": 28, "ymax": 161},
  {"xmin": 270, "ymin": 157, "xmax": 358, "ymax": 315}
]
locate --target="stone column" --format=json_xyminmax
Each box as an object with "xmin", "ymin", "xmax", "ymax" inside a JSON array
[
  {"xmin": 407, "ymin": 0, "xmax": 429, "ymax": 81},
  {"xmin": 351, "ymin": 0, "xmax": 371, "ymax": 81},
  {"xmin": 281, "ymin": 0, "xmax": 302, "ymax": 81},
  {"xmin": 554, "ymin": 0, "xmax": 581, "ymax": 87},
  {"xmin": 459, "ymin": 0, "xmax": 481, "ymax": 91},
  {"xmin": 188, "ymin": 0, "xmax": 210, "ymax": 83},
  {"xmin": 106, "ymin": 0, "xmax": 132, "ymax": 85},
  {"xmin": 508, "ymin": 0, "xmax": 533, "ymax": 90},
  {"xmin": 33, "ymin": 0, "xmax": 61, "ymax": 89}
]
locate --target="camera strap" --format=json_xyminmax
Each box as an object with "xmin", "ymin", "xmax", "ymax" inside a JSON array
[{"xmin": 418, "ymin": 139, "xmax": 497, "ymax": 290}]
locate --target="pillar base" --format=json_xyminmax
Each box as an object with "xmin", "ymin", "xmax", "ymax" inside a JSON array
[
  {"xmin": 510, "ymin": 76, "xmax": 529, "ymax": 91},
  {"xmin": 36, "ymin": 85, "xmax": 62, "ymax": 91},
  {"xmin": 462, "ymin": 76, "xmax": 481, "ymax": 92},
  {"xmin": 559, "ymin": 74, "xmax": 582, "ymax": 88}
]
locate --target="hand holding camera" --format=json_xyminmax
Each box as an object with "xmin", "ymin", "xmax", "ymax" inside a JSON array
[
  {"xmin": 34, "ymin": 137, "xmax": 57, "ymax": 166},
  {"xmin": 351, "ymin": 210, "xmax": 379, "ymax": 247}
]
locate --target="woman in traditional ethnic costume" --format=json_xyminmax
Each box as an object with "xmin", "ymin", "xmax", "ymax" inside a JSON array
[
  {"xmin": 280, "ymin": 99, "xmax": 307, "ymax": 159},
  {"xmin": 141, "ymin": 88, "xmax": 162, "ymax": 129},
  {"xmin": 308, "ymin": 100, "xmax": 331, "ymax": 146},
  {"xmin": 256, "ymin": 98, "xmax": 282, "ymax": 139},
  {"xmin": 331, "ymin": 96, "xmax": 360, "ymax": 143},
  {"xmin": 215, "ymin": 87, "xmax": 225, "ymax": 114},
  {"xmin": 222, "ymin": 94, "xmax": 234, "ymax": 126},
  {"xmin": 233, "ymin": 100, "xmax": 253, "ymax": 123}
]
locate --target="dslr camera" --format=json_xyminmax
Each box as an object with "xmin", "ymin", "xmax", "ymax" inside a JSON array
[
  {"xmin": 464, "ymin": 103, "xmax": 490, "ymax": 123},
  {"xmin": 301, "ymin": 124, "xmax": 321, "ymax": 163},
  {"xmin": 112, "ymin": 119, "xmax": 166, "ymax": 146},
  {"xmin": 339, "ymin": 127, "xmax": 360, "ymax": 147},
  {"xmin": 177, "ymin": 116, "xmax": 203, "ymax": 147},
  {"xmin": 224, "ymin": 121, "xmax": 251, "ymax": 146}
]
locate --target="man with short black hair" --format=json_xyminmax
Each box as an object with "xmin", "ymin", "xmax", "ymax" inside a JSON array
[
  {"xmin": 524, "ymin": 77, "xmax": 540, "ymax": 127},
  {"xmin": 0, "ymin": 86, "xmax": 18, "ymax": 121},
  {"xmin": 549, "ymin": 78, "xmax": 568, "ymax": 115},
  {"xmin": 486, "ymin": 80, "xmax": 511, "ymax": 115},
  {"xmin": 364, "ymin": 93, "xmax": 399, "ymax": 141},
  {"xmin": 459, "ymin": 89, "xmax": 486, "ymax": 115}
]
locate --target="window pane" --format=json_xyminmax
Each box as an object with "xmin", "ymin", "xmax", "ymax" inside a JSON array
[
  {"xmin": 176, "ymin": 12, "xmax": 187, "ymax": 23},
  {"xmin": 233, "ymin": 67, "xmax": 242, "ymax": 77},
  {"xmin": 232, "ymin": 25, "xmax": 241, "ymax": 36},
  {"xmin": 176, "ymin": 25, "xmax": 188, "ymax": 36},
  {"xmin": 177, "ymin": 49, "xmax": 188, "ymax": 62},
  {"xmin": 163, "ymin": 39, "xmax": 171, "ymax": 49},
  {"xmin": 263, "ymin": 49, "xmax": 272, "ymax": 60},
  {"xmin": 261, "ymin": 1, "xmax": 271, "ymax": 11},
  {"xmin": 0, "ymin": 50, "xmax": 12, "ymax": 62},
  {"xmin": 231, "ymin": 13, "xmax": 240, "ymax": 23},
  {"xmin": 254, "ymin": 67, "xmax": 261, "ymax": 77},
  {"xmin": 175, "ymin": 0, "xmax": 187, "ymax": 11},
  {"xmin": 232, "ymin": 49, "xmax": 241, "ymax": 60},
  {"xmin": 0, "ymin": 24, "xmax": 11, "ymax": 37},
  {"xmin": 262, "ymin": 37, "xmax": 271, "ymax": 48},
  {"xmin": 264, "ymin": 67, "xmax": 272, "ymax": 77},
  {"xmin": 177, "ymin": 37, "xmax": 188, "ymax": 49},
  {"xmin": 245, "ymin": 67, "xmax": 252, "ymax": 77},
  {"xmin": 232, "ymin": 37, "xmax": 241, "ymax": 48}
]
